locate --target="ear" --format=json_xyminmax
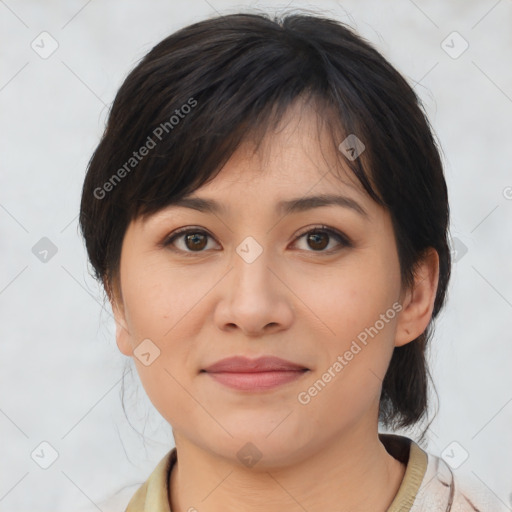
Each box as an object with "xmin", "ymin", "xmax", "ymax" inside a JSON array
[
  {"xmin": 394, "ymin": 248, "xmax": 440, "ymax": 347},
  {"xmin": 104, "ymin": 277, "xmax": 133, "ymax": 357}
]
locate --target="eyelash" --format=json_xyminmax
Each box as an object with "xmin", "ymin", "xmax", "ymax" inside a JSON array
[{"xmin": 161, "ymin": 225, "xmax": 353, "ymax": 256}]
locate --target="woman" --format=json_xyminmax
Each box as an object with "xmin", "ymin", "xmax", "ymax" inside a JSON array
[{"xmin": 79, "ymin": 11, "xmax": 503, "ymax": 511}]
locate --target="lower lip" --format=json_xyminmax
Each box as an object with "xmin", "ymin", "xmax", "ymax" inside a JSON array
[{"xmin": 205, "ymin": 370, "xmax": 308, "ymax": 391}]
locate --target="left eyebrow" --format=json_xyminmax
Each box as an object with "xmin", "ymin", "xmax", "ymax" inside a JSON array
[
  {"xmin": 276, "ymin": 194, "xmax": 368, "ymax": 218},
  {"xmin": 164, "ymin": 193, "xmax": 368, "ymax": 218}
]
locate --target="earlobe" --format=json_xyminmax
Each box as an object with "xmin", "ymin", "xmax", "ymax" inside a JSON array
[
  {"xmin": 105, "ymin": 279, "xmax": 133, "ymax": 357},
  {"xmin": 394, "ymin": 248, "xmax": 440, "ymax": 347},
  {"xmin": 112, "ymin": 305, "xmax": 133, "ymax": 357}
]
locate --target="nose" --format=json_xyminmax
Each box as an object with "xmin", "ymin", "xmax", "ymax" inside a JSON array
[{"xmin": 213, "ymin": 244, "xmax": 294, "ymax": 337}]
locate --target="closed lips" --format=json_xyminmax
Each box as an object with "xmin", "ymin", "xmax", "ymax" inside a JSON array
[{"xmin": 202, "ymin": 356, "xmax": 309, "ymax": 373}]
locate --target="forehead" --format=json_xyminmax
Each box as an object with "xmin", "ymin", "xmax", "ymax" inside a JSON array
[
  {"xmin": 137, "ymin": 99, "xmax": 378, "ymax": 226},
  {"xmin": 141, "ymin": 155, "xmax": 372, "ymax": 230},
  {"xmin": 189, "ymin": 101, "xmax": 366, "ymax": 196}
]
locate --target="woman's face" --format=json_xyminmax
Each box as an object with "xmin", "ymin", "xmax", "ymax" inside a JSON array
[{"xmin": 112, "ymin": 104, "xmax": 418, "ymax": 467}]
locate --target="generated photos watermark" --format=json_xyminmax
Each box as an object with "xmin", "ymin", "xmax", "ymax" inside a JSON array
[
  {"xmin": 93, "ymin": 97, "xmax": 198, "ymax": 200},
  {"xmin": 297, "ymin": 301, "xmax": 403, "ymax": 405}
]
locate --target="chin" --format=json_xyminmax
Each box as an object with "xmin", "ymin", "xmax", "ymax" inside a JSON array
[{"xmin": 207, "ymin": 426, "xmax": 314, "ymax": 470}]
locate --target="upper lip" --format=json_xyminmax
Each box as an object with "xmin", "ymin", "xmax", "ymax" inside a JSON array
[{"xmin": 202, "ymin": 356, "xmax": 309, "ymax": 373}]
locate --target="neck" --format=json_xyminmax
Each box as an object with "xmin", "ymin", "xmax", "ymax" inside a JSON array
[{"xmin": 169, "ymin": 428, "xmax": 406, "ymax": 512}]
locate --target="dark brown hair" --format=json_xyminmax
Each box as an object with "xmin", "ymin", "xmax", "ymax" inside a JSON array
[{"xmin": 79, "ymin": 11, "xmax": 451, "ymax": 432}]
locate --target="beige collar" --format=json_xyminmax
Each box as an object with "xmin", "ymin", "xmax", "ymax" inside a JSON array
[{"xmin": 125, "ymin": 434, "xmax": 429, "ymax": 512}]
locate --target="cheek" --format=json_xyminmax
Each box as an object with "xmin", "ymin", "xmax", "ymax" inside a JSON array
[
  {"xmin": 121, "ymin": 267, "xmax": 207, "ymax": 426},
  {"xmin": 120, "ymin": 254, "xmax": 215, "ymax": 343},
  {"xmin": 119, "ymin": 256, "xmax": 216, "ymax": 402},
  {"xmin": 292, "ymin": 253, "xmax": 400, "ymax": 343},
  {"xmin": 291, "ymin": 253, "xmax": 400, "ymax": 405}
]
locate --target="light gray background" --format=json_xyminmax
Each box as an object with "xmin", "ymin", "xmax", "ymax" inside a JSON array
[{"xmin": 1, "ymin": 0, "xmax": 511, "ymax": 510}]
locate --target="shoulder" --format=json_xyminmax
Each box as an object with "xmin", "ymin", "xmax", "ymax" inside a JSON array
[
  {"xmin": 411, "ymin": 449, "xmax": 507, "ymax": 511},
  {"xmin": 71, "ymin": 481, "xmax": 146, "ymax": 512},
  {"xmin": 75, "ymin": 449, "xmax": 176, "ymax": 512},
  {"xmin": 123, "ymin": 448, "xmax": 176, "ymax": 511},
  {"xmin": 380, "ymin": 433, "xmax": 506, "ymax": 512}
]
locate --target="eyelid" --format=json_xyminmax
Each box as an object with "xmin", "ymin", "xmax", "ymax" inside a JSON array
[
  {"xmin": 161, "ymin": 226, "xmax": 219, "ymax": 254},
  {"xmin": 161, "ymin": 224, "xmax": 353, "ymax": 254},
  {"xmin": 293, "ymin": 225, "xmax": 352, "ymax": 248}
]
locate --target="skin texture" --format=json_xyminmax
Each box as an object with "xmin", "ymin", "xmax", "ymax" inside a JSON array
[{"xmin": 109, "ymin": 101, "xmax": 439, "ymax": 511}]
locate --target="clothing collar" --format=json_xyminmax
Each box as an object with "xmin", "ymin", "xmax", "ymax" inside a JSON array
[{"xmin": 125, "ymin": 433, "xmax": 428, "ymax": 512}]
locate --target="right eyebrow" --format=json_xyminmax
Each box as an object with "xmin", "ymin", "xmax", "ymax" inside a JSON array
[{"xmin": 164, "ymin": 193, "xmax": 368, "ymax": 219}]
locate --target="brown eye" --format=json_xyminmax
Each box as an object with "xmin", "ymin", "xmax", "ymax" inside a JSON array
[
  {"xmin": 163, "ymin": 225, "xmax": 352, "ymax": 256},
  {"xmin": 184, "ymin": 232, "xmax": 207, "ymax": 251},
  {"xmin": 163, "ymin": 228, "xmax": 218, "ymax": 254},
  {"xmin": 306, "ymin": 231, "xmax": 329, "ymax": 251},
  {"xmin": 293, "ymin": 226, "xmax": 352, "ymax": 253}
]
